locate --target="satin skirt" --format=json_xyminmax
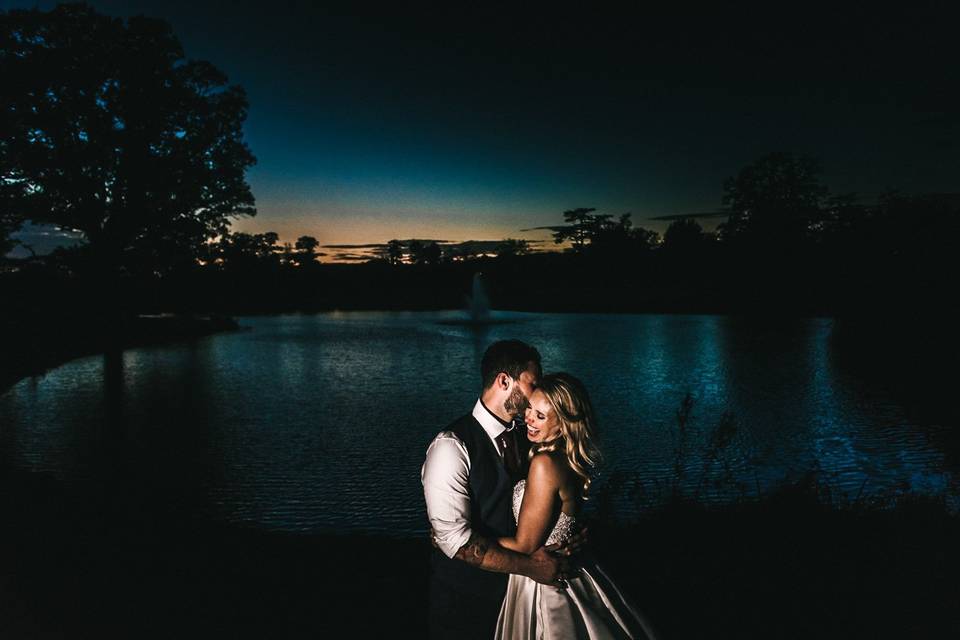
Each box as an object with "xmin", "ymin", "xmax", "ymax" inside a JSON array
[{"xmin": 494, "ymin": 560, "xmax": 657, "ymax": 640}]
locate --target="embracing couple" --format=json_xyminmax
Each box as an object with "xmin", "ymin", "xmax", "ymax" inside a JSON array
[{"xmin": 422, "ymin": 340, "xmax": 658, "ymax": 639}]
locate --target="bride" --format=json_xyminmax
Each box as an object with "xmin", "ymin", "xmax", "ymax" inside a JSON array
[{"xmin": 494, "ymin": 373, "xmax": 657, "ymax": 639}]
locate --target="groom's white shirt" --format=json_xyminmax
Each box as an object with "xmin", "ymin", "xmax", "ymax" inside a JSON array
[{"xmin": 421, "ymin": 398, "xmax": 509, "ymax": 559}]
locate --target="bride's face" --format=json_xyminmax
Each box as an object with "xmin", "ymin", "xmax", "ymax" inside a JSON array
[{"xmin": 524, "ymin": 390, "xmax": 560, "ymax": 443}]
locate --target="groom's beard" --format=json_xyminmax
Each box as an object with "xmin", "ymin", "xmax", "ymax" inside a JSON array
[{"xmin": 503, "ymin": 385, "xmax": 529, "ymax": 420}]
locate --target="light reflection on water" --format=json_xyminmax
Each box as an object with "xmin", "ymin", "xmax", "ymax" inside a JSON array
[{"xmin": 0, "ymin": 311, "xmax": 954, "ymax": 535}]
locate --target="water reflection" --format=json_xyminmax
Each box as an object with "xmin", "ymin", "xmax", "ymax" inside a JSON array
[{"xmin": 0, "ymin": 311, "xmax": 953, "ymax": 535}]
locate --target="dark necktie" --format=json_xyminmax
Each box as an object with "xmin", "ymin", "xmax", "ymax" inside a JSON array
[{"xmin": 497, "ymin": 429, "xmax": 522, "ymax": 478}]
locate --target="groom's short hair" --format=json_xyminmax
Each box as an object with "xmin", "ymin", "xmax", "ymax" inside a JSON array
[{"xmin": 481, "ymin": 340, "xmax": 542, "ymax": 390}]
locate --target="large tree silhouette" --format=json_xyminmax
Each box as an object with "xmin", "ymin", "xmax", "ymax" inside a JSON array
[
  {"xmin": 0, "ymin": 3, "xmax": 256, "ymax": 275},
  {"xmin": 718, "ymin": 152, "xmax": 828, "ymax": 246}
]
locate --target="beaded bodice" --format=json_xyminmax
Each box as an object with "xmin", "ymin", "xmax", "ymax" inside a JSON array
[{"xmin": 511, "ymin": 479, "xmax": 577, "ymax": 547}]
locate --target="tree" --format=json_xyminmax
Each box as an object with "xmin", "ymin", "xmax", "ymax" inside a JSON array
[
  {"xmin": 421, "ymin": 241, "xmax": 442, "ymax": 266},
  {"xmin": 374, "ymin": 239, "xmax": 410, "ymax": 264},
  {"xmin": 408, "ymin": 240, "xmax": 424, "ymax": 265},
  {"xmin": 630, "ymin": 226, "xmax": 661, "ymax": 250},
  {"xmin": 294, "ymin": 235, "xmax": 319, "ymax": 254},
  {"xmin": 0, "ymin": 4, "xmax": 256, "ymax": 275},
  {"xmin": 294, "ymin": 235, "xmax": 320, "ymax": 265},
  {"xmin": 591, "ymin": 213, "xmax": 628, "ymax": 245},
  {"xmin": 552, "ymin": 207, "xmax": 597, "ymax": 253},
  {"xmin": 584, "ymin": 212, "xmax": 660, "ymax": 257},
  {"xmin": 552, "ymin": 208, "xmax": 659, "ymax": 256},
  {"xmin": 663, "ymin": 217, "xmax": 706, "ymax": 252},
  {"xmin": 497, "ymin": 238, "xmax": 530, "ymax": 257},
  {"xmin": 718, "ymin": 152, "xmax": 828, "ymax": 246},
  {"xmin": 385, "ymin": 239, "xmax": 404, "ymax": 265},
  {"xmin": 402, "ymin": 240, "xmax": 442, "ymax": 265},
  {"xmin": 211, "ymin": 231, "xmax": 280, "ymax": 269}
]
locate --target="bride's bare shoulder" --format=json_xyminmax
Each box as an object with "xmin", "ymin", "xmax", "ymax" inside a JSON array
[{"xmin": 528, "ymin": 450, "xmax": 570, "ymax": 486}]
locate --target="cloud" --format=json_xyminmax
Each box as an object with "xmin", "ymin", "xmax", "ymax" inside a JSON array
[
  {"xmin": 519, "ymin": 225, "xmax": 571, "ymax": 233},
  {"xmin": 646, "ymin": 211, "xmax": 728, "ymax": 221},
  {"xmin": 322, "ymin": 243, "xmax": 388, "ymax": 249},
  {"xmin": 444, "ymin": 240, "xmax": 503, "ymax": 254},
  {"xmin": 323, "ymin": 239, "xmax": 452, "ymax": 249},
  {"xmin": 330, "ymin": 253, "xmax": 377, "ymax": 262}
]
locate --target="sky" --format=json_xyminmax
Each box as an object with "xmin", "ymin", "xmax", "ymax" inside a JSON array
[{"xmin": 4, "ymin": 2, "xmax": 958, "ymax": 260}]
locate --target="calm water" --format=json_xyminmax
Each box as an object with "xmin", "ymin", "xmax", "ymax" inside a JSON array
[{"xmin": 1, "ymin": 312, "xmax": 955, "ymax": 535}]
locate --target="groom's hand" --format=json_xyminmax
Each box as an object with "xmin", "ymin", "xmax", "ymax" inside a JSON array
[{"xmin": 527, "ymin": 547, "xmax": 569, "ymax": 588}]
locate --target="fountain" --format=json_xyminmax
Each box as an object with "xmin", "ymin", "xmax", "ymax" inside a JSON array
[
  {"xmin": 467, "ymin": 272, "xmax": 491, "ymax": 323},
  {"xmin": 439, "ymin": 272, "xmax": 514, "ymax": 326}
]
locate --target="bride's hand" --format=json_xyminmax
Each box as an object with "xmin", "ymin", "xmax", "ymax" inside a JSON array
[{"xmin": 545, "ymin": 524, "xmax": 589, "ymax": 557}]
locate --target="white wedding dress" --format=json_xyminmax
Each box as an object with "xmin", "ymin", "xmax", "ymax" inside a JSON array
[{"xmin": 494, "ymin": 480, "xmax": 658, "ymax": 640}]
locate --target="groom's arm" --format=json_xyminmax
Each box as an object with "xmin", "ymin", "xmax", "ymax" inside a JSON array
[
  {"xmin": 422, "ymin": 433, "xmax": 474, "ymax": 555},
  {"xmin": 454, "ymin": 532, "xmax": 564, "ymax": 585},
  {"xmin": 422, "ymin": 435, "xmax": 563, "ymax": 585}
]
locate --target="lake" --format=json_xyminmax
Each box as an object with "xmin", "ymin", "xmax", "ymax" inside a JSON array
[{"xmin": 1, "ymin": 311, "xmax": 954, "ymax": 536}]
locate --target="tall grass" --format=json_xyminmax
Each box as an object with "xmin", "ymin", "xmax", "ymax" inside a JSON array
[{"xmin": 592, "ymin": 394, "xmax": 959, "ymax": 524}]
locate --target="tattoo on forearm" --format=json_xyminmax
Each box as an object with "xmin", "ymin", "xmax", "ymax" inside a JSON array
[{"xmin": 455, "ymin": 533, "xmax": 490, "ymax": 566}]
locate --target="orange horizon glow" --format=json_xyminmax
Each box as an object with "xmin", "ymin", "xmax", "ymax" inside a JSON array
[{"xmin": 229, "ymin": 208, "xmax": 566, "ymax": 262}]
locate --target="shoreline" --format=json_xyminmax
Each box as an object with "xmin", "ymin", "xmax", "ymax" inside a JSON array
[
  {"xmin": 223, "ymin": 305, "xmax": 839, "ymax": 319},
  {"xmin": 0, "ymin": 307, "xmax": 834, "ymax": 396},
  {"xmin": 0, "ymin": 313, "xmax": 239, "ymax": 395}
]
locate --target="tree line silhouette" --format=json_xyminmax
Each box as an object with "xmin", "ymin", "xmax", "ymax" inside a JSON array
[{"xmin": 2, "ymin": 4, "xmax": 958, "ymax": 323}]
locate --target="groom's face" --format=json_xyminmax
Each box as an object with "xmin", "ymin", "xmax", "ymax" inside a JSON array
[{"xmin": 503, "ymin": 363, "xmax": 539, "ymax": 419}]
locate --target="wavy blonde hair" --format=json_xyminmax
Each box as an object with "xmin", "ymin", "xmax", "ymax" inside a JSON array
[{"xmin": 528, "ymin": 372, "xmax": 601, "ymax": 498}]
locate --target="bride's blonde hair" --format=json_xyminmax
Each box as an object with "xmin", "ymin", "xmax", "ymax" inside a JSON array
[{"xmin": 529, "ymin": 373, "xmax": 601, "ymax": 498}]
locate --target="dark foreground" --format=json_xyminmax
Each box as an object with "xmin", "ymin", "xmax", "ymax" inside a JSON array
[{"xmin": 1, "ymin": 469, "xmax": 957, "ymax": 639}]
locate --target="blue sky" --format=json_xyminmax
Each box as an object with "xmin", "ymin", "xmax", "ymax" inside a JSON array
[{"xmin": 4, "ymin": 2, "xmax": 957, "ymax": 260}]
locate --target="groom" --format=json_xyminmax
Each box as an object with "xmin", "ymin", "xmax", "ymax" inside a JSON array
[{"xmin": 422, "ymin": 340, "xmax": 566, "ymax": 639}]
